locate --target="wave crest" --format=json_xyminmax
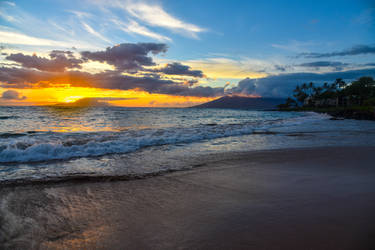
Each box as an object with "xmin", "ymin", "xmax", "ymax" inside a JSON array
[{"xmin": 0, "ymin": 112, "xmax": 328, "ymax": 163}]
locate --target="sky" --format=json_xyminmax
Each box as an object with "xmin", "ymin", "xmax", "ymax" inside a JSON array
[{"xmin": 0, "ymin": 0, "xmax": 374, "ymax": 106}]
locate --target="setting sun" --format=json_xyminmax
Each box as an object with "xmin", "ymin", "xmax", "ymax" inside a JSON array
[{"xmin": 63, "ymin": 96, "xmax": 84, "ymax": 103}]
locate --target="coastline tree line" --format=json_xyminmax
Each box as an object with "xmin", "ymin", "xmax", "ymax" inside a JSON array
[{"xmin": 278, "ymin": 76, "xmax": 375, "ymax": 109}]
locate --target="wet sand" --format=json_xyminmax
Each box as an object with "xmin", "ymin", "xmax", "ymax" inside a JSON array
[{"xmin": 1, "ymin": 146, "xmax": 375, "ymax": 249}]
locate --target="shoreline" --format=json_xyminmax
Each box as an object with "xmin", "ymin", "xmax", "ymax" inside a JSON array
[
  {"xmin": 1, "ymin": 146, "xmax": 375, "ymax": 249},
  {"xmin": 0, "ymin": 145, "xmax": 372, "ymax": 188}
]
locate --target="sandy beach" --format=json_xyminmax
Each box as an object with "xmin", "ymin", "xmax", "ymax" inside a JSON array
[{"xmin": 1, "ymin": 146, "xmax": 375, "ymax": 249}]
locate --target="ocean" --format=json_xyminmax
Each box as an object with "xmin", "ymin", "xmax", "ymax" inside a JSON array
[{"xmin": 1, "ymin": 106, "xmax": 375, "ymax": 185}]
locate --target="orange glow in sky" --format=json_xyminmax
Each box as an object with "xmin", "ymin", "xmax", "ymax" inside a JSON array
[{"xmin": 0, "ymin": 87, "xmax": 216, "ymax": 107}]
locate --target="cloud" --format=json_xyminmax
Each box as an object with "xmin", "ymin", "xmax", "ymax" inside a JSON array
[
  {"xmin": 124, "ymin": 2, "xmax": 205, "ymax": 38},
  {"xmin": 68, "ymin": 10, "xmax": 92, "ymax": 19},
  {"xmin": 2, "ymin": 53, "xmax": 374, "ymax": 99},
  {"xmin": 0, "ymin": 30, "xmax": 74, "ymax": 47},
  {"xmin": 274, "ymin": 65, "xmax": 288, "ymax": 72},
  {"xmin": 83, "ymin": 0, "xmax": 205, "ymax": 39},
  {"xmin": 0, "ymin": 3, "xmax": 108, "ymax": 50},
  {"xmin": 0, "ymin": 90, "xmax": 26, "ymax": 100},
  {"xmin": 81, "ymin": 71, "xmax": 223, "ymax": 97},
  {"xmin": 0, "ymin": 10, "xmax": 17, "ymax": 23},
  {"xmin": 3, "ymin": 1, "xmax": 16, "ymax": 7},
  {"xmin": 0, "ymin": 67, "xmax": 54, "ymax": 88},
  {"xmin": 184, "ymin": 57, "xmax": 269, "ymax": 79},
  {"xmin": 81, "ymin": 21, "xmax": 112, "ymax": 44},
  {"xmin": 298, "ymin": 61, "xmax": 349, "ymax": 70},
  {"xmin": 227, "ymin": 77, "xmax": 257, "ymax": 95},
  {"xmin": 152, "ymin": 62, "xmax": 204, "ymax": 77},
  {"xmin": 299, "ymin": 45, "xmax": 375, "ymax": 58},
  {"xmin": 6, "ymin": 42, "xmax": 374, "ymax": 100},
  {"xmin": 81, "ymin": 43, "xmax": 168, "ymax": 71},
  {"xmin": 227, "ymin": 68, "xmax": 375, "ymax": 97},
  {"xmin": 112, "ymin": 19, "xmax": 171, "ymax": 42},
  {"xmin": 0, "ymin": 2, "xmax": 17, "ymax": 22},
  {"xmin": 298, "ymin": 61, "xmax": 348, "ymax": 67},
  {"xmin": 0, "ymin": 67, "xmax": 224, "ymax": 97},
  {"xmin": 0, "ymin": 29, "xmax": 98, "ymax": 49},
  {"xmin": 6, "ymin": 50, "xmax": 84, "ymax": 72},
  {"xmin": 154, "ymin": 84, "xmax": 223, "ymax": 97},
  {"xmin": 67, "ymin": 10, "xmax": 111, "ymax": 44},
  {"xmin": 126, "ymin": 20, "xmax": 171, "ymax": 41}
]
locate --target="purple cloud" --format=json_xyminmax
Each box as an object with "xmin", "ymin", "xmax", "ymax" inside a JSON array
[{"xmin": 0, "ymin": 90, "xmax": 27, "ymax": 100}]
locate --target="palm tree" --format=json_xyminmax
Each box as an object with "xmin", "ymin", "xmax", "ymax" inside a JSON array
[
  {"xmin": 293, "ymin": 85, "xmax": 300, "ymax": 95},
  {"xmin": 322, "ymin": 82, "xmax": 330, "ymax": 91},
  {"xmin": 333, "ymin": 78, "xmax": 346, "ymax": 89},
  {"xmin": 307, "ymin": 82, "xmax": 315, "ymax": 97},
  {"xmin": 313, "ymin": 86, "xmax": 323, "ymax": 98},
  {"xmin": 293, "ymin": 85, "xmax": 308, "ymax": 104},
  {"xmin": 301, "ymin": 83, "xmax": 308, "ymax": 93}
]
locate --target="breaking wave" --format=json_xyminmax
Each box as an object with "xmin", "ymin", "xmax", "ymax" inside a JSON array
[{"xmin": 0, "ymin": 112, "xmax": 328, "ymax": 163}]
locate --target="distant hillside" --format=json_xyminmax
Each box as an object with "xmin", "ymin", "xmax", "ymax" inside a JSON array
[{"xmin": 193, "ymin": 95, "xmax": 285, "ymax": 110}]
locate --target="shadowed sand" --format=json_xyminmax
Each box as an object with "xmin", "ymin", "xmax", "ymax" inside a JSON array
[{"xmin": 1, "ymin": 147, "xmax": 375, "ymax": 249}]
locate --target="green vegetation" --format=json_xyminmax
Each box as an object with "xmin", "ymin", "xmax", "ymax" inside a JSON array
[{"xmin": 278, "ymin": 76, "xmax": 375, "ymax": 120}]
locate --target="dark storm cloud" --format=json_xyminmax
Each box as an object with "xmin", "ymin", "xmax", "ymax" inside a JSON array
[
  {"xmin": 0, "ymin": 90, "xmax": 26, "ymax": 100},
  {"xmin": 299, "ymin": 45, "xmax": 375, "ymax": 58},
  {"xmin": 227, "ymin": 68, "xmax": 375, "ymax": 98},
  {"xmin": 0, "ymin": 67, "xmax": 223, "ymax": 97},
  {"xmin": 5, "ymin": 51, "xmax": 84, "ymax": 72},
  {"xmin": 152, "ymin": 62, "xmax": 204, "ymax": 77},
  {"xmin": 80, "ymin": 43, "xmax": 168, "ymax": 71}
]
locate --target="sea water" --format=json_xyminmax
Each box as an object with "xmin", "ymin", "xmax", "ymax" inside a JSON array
[{"xmin": 1, "ymin": 106, "xmax": 375, "ymax": 184}]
